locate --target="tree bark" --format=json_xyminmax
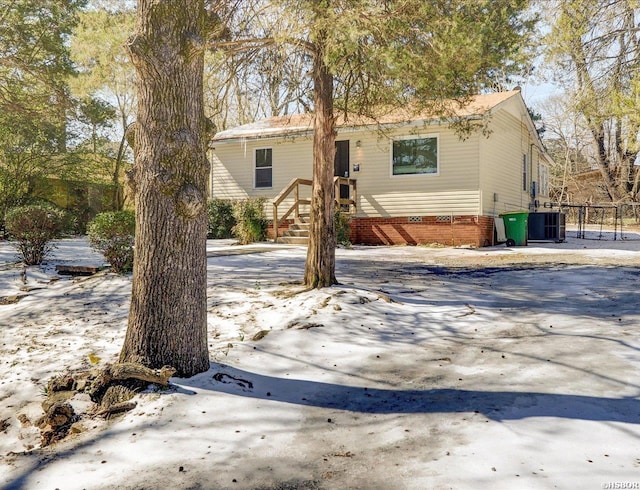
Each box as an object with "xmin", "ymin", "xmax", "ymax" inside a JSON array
[
  {"xmin": 303, "ymin": 38, "xmax": 337, "ymax": 288},
  {"xmin": 120, "ymin": 0, "xmax": 210, "ymax": 377}
]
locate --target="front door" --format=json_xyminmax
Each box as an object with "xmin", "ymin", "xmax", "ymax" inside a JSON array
[{"xmin": 334, "ymin": 140, "xmax": 350, "ymax": 205}]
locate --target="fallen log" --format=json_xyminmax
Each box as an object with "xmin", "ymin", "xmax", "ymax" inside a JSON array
[{"xmin": 55, "ymin": 265, "xmax": 103, "ymax": 276}]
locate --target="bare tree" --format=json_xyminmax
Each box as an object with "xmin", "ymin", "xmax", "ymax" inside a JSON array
[
  {"xmin": 539, "ymin": 95, "xmax": 594, "ymax": 202},
  {"xmin": 203, "ymin": 2, "xmax": 312, "ymax": 131},
  {"xmin": 543, "ymin": 0, "xmax": 640, "ymax": 201}
]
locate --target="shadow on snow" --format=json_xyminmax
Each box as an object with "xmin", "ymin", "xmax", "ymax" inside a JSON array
[{"xmin": 180, "ymin": 363, "xmax": 640, "ymax": 425}]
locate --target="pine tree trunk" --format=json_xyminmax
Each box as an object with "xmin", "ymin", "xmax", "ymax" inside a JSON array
[
  {"xmin": 120, "ymin": 0, "xmax": 210, "ymax": 377},
  {"xmin": 304, "ymin": 42, "xmax": 337, "ymax": 288}
]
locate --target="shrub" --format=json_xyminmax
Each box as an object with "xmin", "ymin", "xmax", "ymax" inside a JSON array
[
  {"xmin": 335, "ymin": 210, "xmax": 352, "ymax": 247},
  {"xmin": 207, "ymin": 199, "xmax": 236, "ymax": 239},
  {"xmin": 62, "ymin": 204, "xmax": 94, "ymax": 235},
  {"xmin": 5, "ymin": 204, "xmax": 65, "ymax": 265},
  {"xmin": 59, "ymin": 210, "xmax": 80, "ymax": 236},
  {"xmin": 87, "ymin": 210, "xmax": 135, "ymax": 273},
  {"xmin": 232, "ymin": 198, "xmax": 267, "ymax": 244}
]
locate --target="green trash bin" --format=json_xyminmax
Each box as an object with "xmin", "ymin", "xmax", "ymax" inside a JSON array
[{"xmin": 500, "ymin": 211, "xmax": 529, "ymax": 246}]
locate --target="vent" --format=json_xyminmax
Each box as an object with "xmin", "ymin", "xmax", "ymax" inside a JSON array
[
  {"xmin": 436, "ymin": 215, "xmax": 452, "ymax": 223},
  {"xmin": 407, "ymin": 216, "xmax": 423, "ymax": 223}
]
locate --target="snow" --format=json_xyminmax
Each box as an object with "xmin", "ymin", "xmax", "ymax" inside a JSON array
[{"xmin": 1, "ymin": 233, "xmax": 640, "ymax": 489}]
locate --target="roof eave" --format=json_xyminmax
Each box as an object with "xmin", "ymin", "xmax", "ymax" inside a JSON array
[{"xmin": 210, "ymin": 113, "xmax": 488, "ymax": 146}]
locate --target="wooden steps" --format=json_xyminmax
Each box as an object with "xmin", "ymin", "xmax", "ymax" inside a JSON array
[{"xmin": 276, "ymin": 216, "xmax": 309, "ymax": 245}]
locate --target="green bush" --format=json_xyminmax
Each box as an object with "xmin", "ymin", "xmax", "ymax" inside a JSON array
[
  {"xmin": 5, "ymin": 204, "xmax": 65, "ymax": 265},
  {"xmin": 207, "ymin": 199, "xmax": 236, "ymax": 239},
  {"xmin": 232, "ymin": 198, "xmax": 268, "ymax": 244},
  {"xmin": 87, "ymin": 211, "xmax": 135, "ymax": 273},
  {"xmin": 62, "ymin": 204, "xmax": 94, "ymax": 235},
  {"xmin": 59, "ymin": 210, "xmax": 80, "ymax": 236},
  {"xmin": 335, "ymin": 210, "xmax": 352, "ymax": 247}
]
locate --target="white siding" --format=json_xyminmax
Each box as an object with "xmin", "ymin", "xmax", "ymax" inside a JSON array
[
  {"xmin": 210, "ymin": 135, "xmax": 314, "ymax": 200},
  {"xmin": 211, "ymin": 107, "xmax": 551, "ymax": 220},
  {"xmin": 479, "ymin": 105, "xmax": 535, "ymax": 215},
  {"xmin": 347, "ymin": 124, "xmax": 482, "ymax": 217}
]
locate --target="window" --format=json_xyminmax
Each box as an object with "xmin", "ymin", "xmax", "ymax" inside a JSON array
[
  {"xmin": 540, "ymin": 165, "xmax": 549, "ymax": 197},
  {"xmin": 391, "ymin": 136, "xmax": 438, "ymax": 176},
  {"xmin": 255, "ymin": 148, "xmax": 272, "ymax": 188},
  {"xmin": 522, "ymin": 154, "xmax": 528, "ymax": 191}
]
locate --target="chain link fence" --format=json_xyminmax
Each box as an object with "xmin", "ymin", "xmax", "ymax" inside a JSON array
[{"xmin": 545, "ymin": 203, "xmax": 640, "ymax": 240}]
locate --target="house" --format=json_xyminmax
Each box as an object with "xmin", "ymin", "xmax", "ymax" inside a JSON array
[{"xmin": 209, "ymin": 89, "xmax": 552, "ymax": 247}]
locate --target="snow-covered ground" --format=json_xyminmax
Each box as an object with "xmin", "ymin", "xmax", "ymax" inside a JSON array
[{"xmin": 1, "ymin": 233, "xmax": 639, "ymax": 490}]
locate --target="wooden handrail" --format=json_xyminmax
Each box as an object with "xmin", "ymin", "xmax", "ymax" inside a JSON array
[
  {"xmin": 273, "ymin": 177, "xmax": 358, "ymax": 240},
  {"xmin": 273, "ymin": 178, "xmax": 312, "ymax": 239},
  {"xmin": 333, "ymin": 176, "xmax": 358, "ymax": 215},
  {"xmin": 273, "ymin": 178, "xmax": 312, "ymax": 207}
]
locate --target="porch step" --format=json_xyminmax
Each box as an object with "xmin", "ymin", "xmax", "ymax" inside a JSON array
[
  {"xmin": 275, "ymin": 218, "xmax": 310, "ymax": 245},
  {"xmin": 276, "ymin": 236, "xmax": 309, "ymax": 245},
  {"xmin": 289, "ymin": 221, "xmax": 309, "ymax": 230},
  {"xmin": 283, "ymin": 229, "xmax": 308, "ymax": 237}
]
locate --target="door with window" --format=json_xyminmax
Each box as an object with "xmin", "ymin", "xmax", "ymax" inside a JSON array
[{"xmin": 334, "ymin": 140, "xmax": 350, "ymax": 206}]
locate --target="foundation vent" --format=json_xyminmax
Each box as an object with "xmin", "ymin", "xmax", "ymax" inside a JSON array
[
  {"xmin": 436, "ymin": 215, "xmax": 452, "ymax": 223},
  {"xmin": 407, "ymin": 216, "xmax": 423, "ymax": 223}
]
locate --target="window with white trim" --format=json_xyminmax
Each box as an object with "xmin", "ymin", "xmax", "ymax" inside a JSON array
[
  {"xmin": 255, "ymin": 148, "xmax": 272, "ymax": 188},
  {"xmin": 522, "ymin": 154, "xmax": 528, "ymax": 191},
  {"xmin": 391, "ymin": 135, "xmax": 438, "ymax": 176}
]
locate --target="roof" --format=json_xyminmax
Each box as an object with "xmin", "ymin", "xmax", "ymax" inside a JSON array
[{"xmin": 212, "ymin": 90, "xmax": 523, "ymax": 142}]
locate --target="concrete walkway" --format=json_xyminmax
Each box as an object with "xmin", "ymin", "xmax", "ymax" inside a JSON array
[{"xmin": 206, "ymin": 240, "xmax": 300, "ymax": 257}]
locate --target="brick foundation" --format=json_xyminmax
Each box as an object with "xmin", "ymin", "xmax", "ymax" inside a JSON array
[
  {"xmin": 350, "ymin": 215, "xmax": 495, "ymax": 247},
  {"xmin": 268, "ymin": 215, "xmax": 496, "ymax": 247},
  {"xmin": 267, "ymin": 219, "xmax": 294, "ymax": 240}
]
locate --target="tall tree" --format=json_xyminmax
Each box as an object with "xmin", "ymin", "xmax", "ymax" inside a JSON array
[
  {"xmin": 75, "ymin": 97, "xmax": 117, "ymax": 155},
  {"xmin": 538, "ymin": 95, "xmax": 593, "ymax": 202},
  {"xmin": 202, "ymin": 1, "xmax": 312, "ymax": 130},
  {"xmin": 543, "ymin": 0, "xmax": 640, "ymax": 202},
  {"xmin": 70, "ymin": 5, "xmax": 137, "ymax": 209},
  {"xmin": 0, "ymin": 0, "xmax": 86, "ymax": 152},
  {"xmin": 0, "ymin": 0, "xmax": 86, "ymax": 218},
  {"xmin": 120, "ymin": 0, "xmax": 211, "ymax": 377},
  {"xmin": 296, "ymin": 0, "xmax": 535, "ymax": 287},
  {"xmin": 213, "ymin": 0, "xmax": 534, "ymax": 287},
  {"xmin": 305, "ymin": 15, "xmax": 337, "ymax": 287}
]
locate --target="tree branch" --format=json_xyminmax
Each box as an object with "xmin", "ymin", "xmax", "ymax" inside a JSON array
[{"xmin": 210, "ymin": 37, "xmax": 316, "ymax": 56}]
